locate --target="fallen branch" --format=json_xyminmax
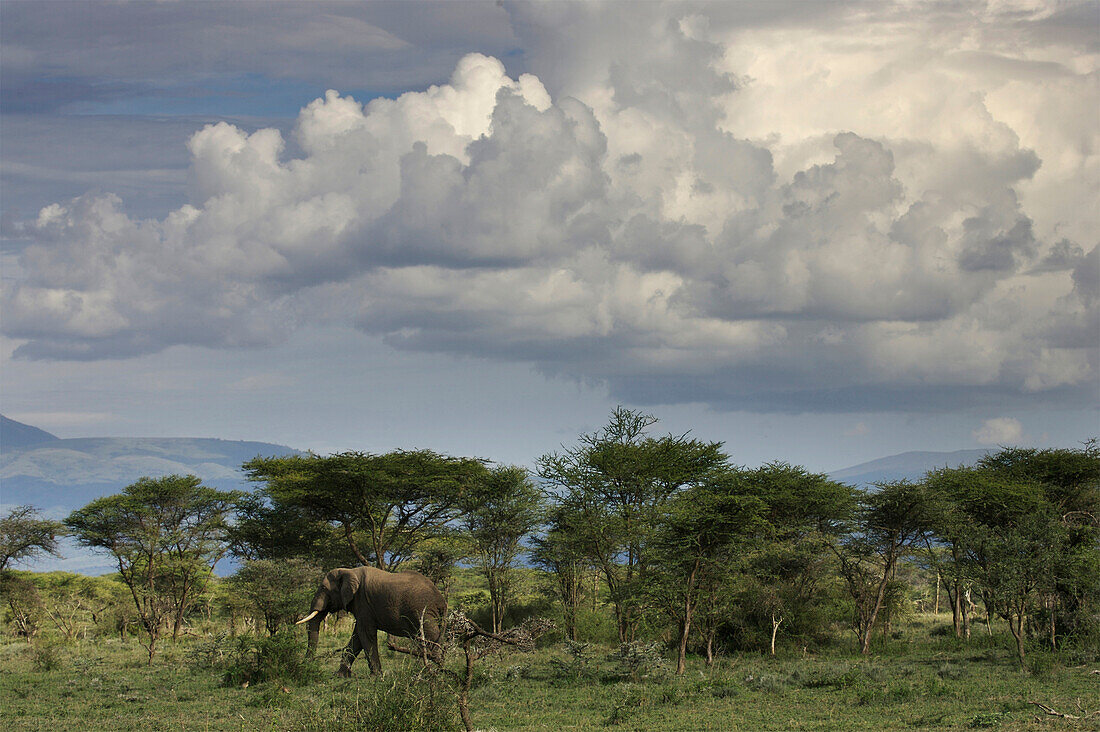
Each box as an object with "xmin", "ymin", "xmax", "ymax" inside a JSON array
[
  {"xmin": 1031, "ymin": 701, "xmax": 1077, "ymax": 719},
  {"xmin": 1028, "ymin": 701, "xmax": 1099, "ymax": 720}
]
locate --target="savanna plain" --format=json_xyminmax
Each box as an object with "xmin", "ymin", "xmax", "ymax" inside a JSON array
[{"xmin": 2, "ymin": 578, "xmax": 1098, "ymax": 732}]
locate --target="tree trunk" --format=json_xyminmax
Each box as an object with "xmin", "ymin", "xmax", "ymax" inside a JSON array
[
  {"xmin": 1007, "ymin": 611, "xmax": 1026, "ymax": 666},
  {"xmin": 705, "ymin": 630, "xmax": 715, "ymax": 667},
  {"xmin": 1049, "ymin": 604, "xmax": 1056, "ymax": 650},
  {"xmin": 458, "ymin": 644, "xmax": 475, "ymax": 732},
  {"xmin": 962, "ymin": 589, "xmax": 971, "ymax": 639},
  {"xmin": 951, "ymin": 583, "xmax": 962, "ymax": 637},
  {"xmin": 934, "ymin": 573, "xmax": 940, "ymax": 615},
  {"xmin": 676, "ymin": 613, "xmax": 692, "ymax": 676},
  {"xmin": 860, "ymin": 571, "xmax": 893, "ymax": 654},
  {"xmin": 489, "ymin": 579, "xmax": 501, "ymax": 635},
  {"xmin": 770, "ymin": 615, "xmax": 783, "ymax": 656}
]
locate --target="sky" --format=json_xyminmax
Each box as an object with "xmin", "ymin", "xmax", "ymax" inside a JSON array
[{"xmin": 1, "ymin": 0, "xmax": 1097, "ymax": 474}]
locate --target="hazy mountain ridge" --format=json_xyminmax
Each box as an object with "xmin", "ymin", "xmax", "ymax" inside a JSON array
[
  {"xmin": 0, "ymin": 415, "xmax": 300, "ymax": 510},
  {"xmin": 1, "ymin": 415, "xmax": 59, "ymax": 449},
  {"xmin": 0, "ymin": 415, "xmax": 303, "ymax": 574},
  {"xmin": 827, "ymin": 449, "xmax": 992, "ymax": 487}
]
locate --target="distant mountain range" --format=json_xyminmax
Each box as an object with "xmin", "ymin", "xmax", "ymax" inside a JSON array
[
  {"xmin": 826, "ymin": 449, "xmax": 992, "ymax": 487},
  {"xmin": 1, "ymin": 414, "xmax": 993, "ymax": 574},
  {"xmin": 1, "ymin": 415, "xmax": 301, "ymax": 574},
  {"xmin": 1, "ymin": 415, "xmax": 301, "ymax": 510}
]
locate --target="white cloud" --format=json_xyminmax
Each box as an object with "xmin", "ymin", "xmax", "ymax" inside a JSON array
[
  {"xmin": 973, "ymin": 417, "xmax": 1025, "ymax": 445},
  {"xmin": 2, "ymin": 2, "xmax": 1097, "ymax": 414}
]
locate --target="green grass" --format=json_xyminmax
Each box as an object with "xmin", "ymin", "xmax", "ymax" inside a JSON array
[{"xmin": 2, "ymin": 614, "xmax": 1097, "ymax": 730}]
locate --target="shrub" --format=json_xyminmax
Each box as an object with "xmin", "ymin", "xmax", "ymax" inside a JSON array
[
  {"xmin": 31, "ymin": 641, "xmax": 62, "ymax": 671},
  {"xmin": 1026, "ymin": 651, "xmax": 1056, "ymax": 677},
  {"xmin": 604, "ymin": 684, "xmax": 652, "ymax": 726},
  {"xmin": 227, "ymin": 558, "xmax": 318, "ymax": 636},
  {"xmin": 297, "ymin": 665, "xmax": 457, "ymax": 732},
  {"xmin": 574, "ymin": 607, "xmax": 619, "ymax": 644},
  {"xmin": 189, "ymin": 628, "xmax": 323, "ymax": 686},
  {"xmin": 937, "ymin": 662, "xmax": 965, "ymax": 680},
  {"xmin": 608, "ymin": 641, "xmax": 668, "ymax": 681},
  {"xmin": 550, "ymin": 640, "xmax": 595, "ymax": 680},
  {"xmin": 744, "ymin": 672, "xmax": 790, "ymax": 694},
  {"xmin": 967, "ymin": 711, "xmax": 1006, "ymax": 728},
  {"xmin": 3, "ymin": 573, "xmax": 43, "ymax": 638},
  {"xmin": 793, "ymin": 664, "xmax": 862, "ymax": 689}
]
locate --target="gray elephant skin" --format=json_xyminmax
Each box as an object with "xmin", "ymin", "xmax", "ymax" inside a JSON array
[{"xmin": 297, "ymin": 566, "xmax": 446, "ymax": 675}]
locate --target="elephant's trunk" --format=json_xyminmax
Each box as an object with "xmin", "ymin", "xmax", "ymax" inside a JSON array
[
  {"xmin": 306, "ymin": 616, "xmax": 323, "ymax": 655},
  {"xmin": 302, "ymin": 590, "xmax": 329, "ymax": 656}
]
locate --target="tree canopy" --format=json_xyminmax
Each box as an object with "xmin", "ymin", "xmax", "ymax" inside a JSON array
[
  {"xmin": 243, "ymin": 450, "xmax": 488, "ymax": 570},
  {"xmin": 0, "ymin": 505, "xmax": 65, "ymax": 573},
  {"xmin": 66, "ymin": 475, "xmax": 240, "ymax": 660}
]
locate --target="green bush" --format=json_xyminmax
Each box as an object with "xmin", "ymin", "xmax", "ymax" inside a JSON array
[
  {"xmin": 189, "ymin": 628, "xmax": 322, "ymax": 686},
  {"xmin": 604, "ymin": 684, "xmax": 653, "ymax": 726},
  {"xmin": 550, "ymin": 640, "xmax": 595, "ymax": 680},
  {"xmin": 298, "ymin": 666, "xmax": 458, "ymax": 732},
  {"xmin": 792, "ymin": 664, "xmax": 863, "ymax": 689},
  {"xmin": 967, "ymin": 711, "xmax": 1006, "ymax": 728},
  {"xmin": 31, "ymin": 641, "xmax": 62, "ymax": 672},
  {"xmin": 608, "ymin": 641, "xmax": 668, "ymax": 681},
  {"xmin": 574, "ymin": 607, "xmax": 619, "ymax": 644}
]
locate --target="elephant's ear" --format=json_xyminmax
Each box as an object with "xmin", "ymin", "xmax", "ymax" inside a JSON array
[{"xmin": 339, "ymin": 570, "xmax": 361, "ymax": 610}]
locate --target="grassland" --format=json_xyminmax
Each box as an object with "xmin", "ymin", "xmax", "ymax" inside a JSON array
[{"xmin": 2, "ymin": 611, "xmax": 1098, "ymax": 731}]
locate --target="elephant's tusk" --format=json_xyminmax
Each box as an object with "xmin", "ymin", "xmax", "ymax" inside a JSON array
[{"xmin": 295, "ymin": 610, "xmax": 320, "ymax": 625}]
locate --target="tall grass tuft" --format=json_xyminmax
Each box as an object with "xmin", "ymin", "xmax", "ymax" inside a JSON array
[
  {"xmin": 297, "ymin": 666, "xmax": 458, "ymax": 732},
  {"xmin": 30, "ymin": 641, "xmax": 62, "ymax": 672},
  {"xmin": 189, "ymin": 628, "xmax": 323, "ymax": 686}
]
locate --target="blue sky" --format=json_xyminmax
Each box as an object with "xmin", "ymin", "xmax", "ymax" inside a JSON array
[{"xmin": 2, "ymin": 1, "xmax": 1097, "ymax": 473}]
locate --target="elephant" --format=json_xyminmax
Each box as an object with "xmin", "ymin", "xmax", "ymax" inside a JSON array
[{"xmin": 296, "ymin": 566, "xmax": 446, "ymax": 676}]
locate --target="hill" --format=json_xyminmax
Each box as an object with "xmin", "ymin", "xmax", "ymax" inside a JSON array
[
  {"xmin": 1, "ymin": 415, "xmax": 59, "ymax": 449},
  {"xmin": 827, "ymin": 448, "xmax": 991, "ymax": 487},
  {"xmin": 1, "ymin": 433, "xmax": 301, "ymax": 510},
  {"xmin": 0, "ymin": 415, "xmax": 301, "ymax": 574}
]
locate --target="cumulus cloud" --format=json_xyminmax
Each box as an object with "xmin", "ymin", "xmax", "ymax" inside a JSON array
[
  {"xmin": 973, "ymin": 417, "xmax": 1025, "ymax": 445},
  {"xmin": 2, "ymin": 2, "xmax": 1097, "ymax": 413}
]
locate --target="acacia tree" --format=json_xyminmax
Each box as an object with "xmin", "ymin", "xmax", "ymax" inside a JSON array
[
  {"xmin": 530, "ymin": 507, "xmax": 594, "ymax": 642},
  {"xmin": 739, "ymin": 463, "xmax": 856, "ymax": 653},
  {"xmin": 923, "ymin": 445, "xmax": 1100, "ymax": 664},
  {"xmin": 980, "ymin": 506, "xmax": 1062, "ymax": 665},
  {"xmin": 922, "ymin": 467, "xmax": 980, "ymax": 639},
  {"xmin": 835, "ymin": 480, "xmax": 929, "ymax": 654},
  {"xmin": 244, "ymin": 450, "xmax": 487, "ymax": 570},
  {"xmin": 229, "ymin": 491, "xmax": 352, "ymax": 566},
  {"xmin": 229, "ymin": 558, "xmax": 319, "ymax": 635},
  {"xmin": 0, "ymin": 505, "xmax": 65, "ymax": 573},
  {"xmin": 413, "ymin": 535, "xmax": 471, "ymax": 599},
  {"xmin": 66, "ymin": 475, "xmax": 240, "ymax": 662},
  {"xmin": 647, "ymin": 469, "xmax": 768, "ymax": 674},
  {"xmin": 461, "ymin": 466, "xmax": 543, "ymax": 633},
  {"xmin": 976, "ymin": 443, "xmax": 1100, "ymax": 649},
  {"xmin": 538, "ymin": 408, "xmax": 728, "ymax": 642}
]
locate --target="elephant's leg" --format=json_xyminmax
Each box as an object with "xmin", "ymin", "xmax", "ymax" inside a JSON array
[
  {"xmin": 337, "ymin": 625, "xmax": 363, "ymax": 677},
  {"xmin": 357, "ymin": 622, "xmax": 382, "ymax": 675},
  {"xmin": 420, "ymin": 617, "xmax": 443, "ymax": 664}
]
